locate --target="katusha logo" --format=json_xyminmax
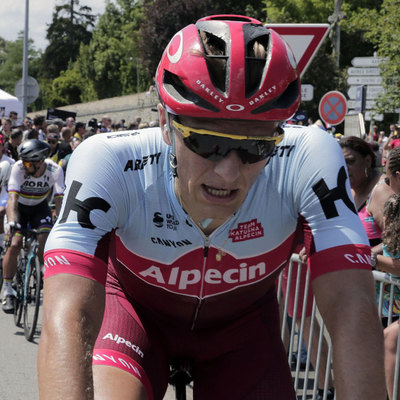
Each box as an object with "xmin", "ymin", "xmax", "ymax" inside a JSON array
[{"xmin": 229, "ymin": 219, "xmax": 264, "ymax": 242}]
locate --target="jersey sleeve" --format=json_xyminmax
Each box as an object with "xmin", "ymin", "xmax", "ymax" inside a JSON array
[
  {"xmin": 44, "ymin": 135, "xmax": 133, "ymax": 285},
  {"xmin": 7, "ymin": 161, "xmax": 22, "ymax": 195},
  {"xmin": 282, "ymin": 128, "xmax": 371, "ymax": 281},
  {"xmin": 52, "ymin": 163, "xmax": 65, "ymax": 198}
]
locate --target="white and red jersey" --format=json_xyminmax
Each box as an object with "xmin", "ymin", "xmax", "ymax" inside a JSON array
[
  {"xmin": 44, "ymin": 126, "xmax": 371, "ymax": 329},
  {"xmin": 8, "ymin": 159, "xmax": 65, "ymax": 206}
]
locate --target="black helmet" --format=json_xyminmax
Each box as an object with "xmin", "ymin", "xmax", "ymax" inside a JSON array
[{"xmin": 18, "ymin": 139, "xmax": 51, "ymax": 161}]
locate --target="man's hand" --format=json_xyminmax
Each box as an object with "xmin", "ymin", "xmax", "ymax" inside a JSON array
[{"xmin": 7, "ymin": 221, "xmax": 21, "ymax": 234}]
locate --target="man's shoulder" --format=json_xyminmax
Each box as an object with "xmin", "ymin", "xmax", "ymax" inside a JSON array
[
  {"xmin": 45, "ymin": 158, "xmax": 63, "ymax": 173},
  {"xmin": 0, "ymin": 154, "xmax": 16, "ymax": 165}
]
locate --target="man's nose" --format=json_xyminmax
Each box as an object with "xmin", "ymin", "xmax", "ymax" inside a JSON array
[{"xmin": 213, "ymin": 150, "xmax": 242, "ymax": 182}]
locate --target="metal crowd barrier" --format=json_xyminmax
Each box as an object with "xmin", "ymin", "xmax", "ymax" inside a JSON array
[{"xmin": 278, "ymin": 255, "xmax": 400, "ymax": 400}]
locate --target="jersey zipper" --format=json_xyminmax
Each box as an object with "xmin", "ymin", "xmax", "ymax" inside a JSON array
[{"xmin": 191, "ymin": 235, "xmax": 210, "ymax": 330}]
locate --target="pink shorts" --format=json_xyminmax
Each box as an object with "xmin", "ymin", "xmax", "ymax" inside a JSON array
[{"xmin": 92, "ymin": 278, "xmax": 296, "ymax": 400}]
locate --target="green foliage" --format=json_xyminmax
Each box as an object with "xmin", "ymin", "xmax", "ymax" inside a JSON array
[
  {"xmin": 44, "ymin": 69, "xmax": 86, "ymax": 108},
  {"xmin": 73, "ymin": 1, "xmax": 146, "ymax": 100},
  {"xmin": 0, "ymin": 34, "xmax": 41, "ymax": 96},
  {"xmin": 41, "ymin": 0, "xmax": 95, "ymax": 79},
  {"xmin": 138, "ymin": 0, "xmax": 265, "ymax": 78}
]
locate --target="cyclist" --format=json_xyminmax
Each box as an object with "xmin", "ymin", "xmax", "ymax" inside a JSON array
[
  {"xmin": 39, "ymin": 15, "xmax": 385, "ymax": 400},
  {"xmin": 1, "ymin": 139, "xmax": 65, "ymax": 313}
]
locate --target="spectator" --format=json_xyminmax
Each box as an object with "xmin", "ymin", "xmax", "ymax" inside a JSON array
[
  {"xmin": 366, "ymin": 125, "xmax": 379, "ymax": 143},
  {"xmin": 127, "ymin": 121, "xmax": 138, "ymax": 130},
  {"xmin": 33, "ymin": 115, "xmax": 47, "ymax": 141},
  {"xmin": 340, "ymin": 136, "xmax": 387, "ymax": 246},
  {"xmin": 72, "ymin": 122, "xmax": 86, "ymax": 141},
  {"xmin": 371, "ymin": 194, "xmax": 400, "ymax": 400},
  {"xmin": 65, "ymin": 117, "xmax": 75, "ymax": 129},
  {"xmin": 47, "ymin": 124, "xmax": 61, "ymax": 139},
  {"xmin": 47, "ymin": 134, "xmax": 62, "ymax": 163},
  {"xmin": 138, "ymin": 122, "xmax": 149, "ymax": 129},
  {"xmin": 5, "ymin": 128, "xmax": 23, "ymax": 161},
  {"xmin": 58, "ymin": 136, "xmax": 81, "ymax": 174},
  {"xmin": 384, "ymin": 125, "xmax": 400, "ymax": 153},
  {"xmin": 100, "ymin": 115, "xmax": 112, "ymax": 132},
  {"xmin": 58, "ymin": 127, "xmax": 73, "ymax": 160},
  {"xmin": 22, "ymin": 116, "xmax": 33, "ymax": 133},
  {"xmin": 0, "ymin": 135, "xmax": 15, "ymax": 252},
  {"xmin": 25, "ymin": 128, "xmax": 39, "ymax": 140},
  {"xmin": 0, "ymin": 117, "xmax": 12, "ymax": 138},
  {"xmin": 9, "ymin": 111, "xmax": 18, "ymax": 127}
]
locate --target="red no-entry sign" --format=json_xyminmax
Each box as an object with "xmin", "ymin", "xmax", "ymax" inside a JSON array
[{"xmin": 318, "ymin": 91, "xmax": 348, "ymax": 126}]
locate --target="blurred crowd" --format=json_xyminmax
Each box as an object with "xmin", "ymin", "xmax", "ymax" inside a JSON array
[{"xmin": 0, "ymin": 111, "xmax": 160, "ymax": 172}]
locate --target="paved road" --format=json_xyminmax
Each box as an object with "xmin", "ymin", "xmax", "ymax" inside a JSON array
[
  {"xmin": 0, "ymin": 304, "xmax": 191, "ymax": 400},
  {"xmin": 0, "ymin": 305, "xmax": 40, "ymax": 399}
]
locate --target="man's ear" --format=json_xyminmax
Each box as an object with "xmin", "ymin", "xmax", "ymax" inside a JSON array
[{"xmin": 158, "ymin": 104, "xmax": 171, "ymax": 145}]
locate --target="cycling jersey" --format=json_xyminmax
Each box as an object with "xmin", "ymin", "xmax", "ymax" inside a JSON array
[
  {"xmin": 44, "ymin": 125, "xmax": 371, "ymax": 399},
  {"xmin": 8, "ymin": 159, "xmax": 65, "ymax": 206}
]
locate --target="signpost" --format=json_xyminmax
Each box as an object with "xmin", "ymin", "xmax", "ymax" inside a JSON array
[
  {"xmin": 319, "ymin": 91, "xmax": 347, "ymax": 126},
  {"xmin": 301, "ymin": 84, "xmax": 314, "ymax": 101},
  {"xmin": 265, "ymin": 24, "xmax": 330, "ymax": 77},
  {"xmin": 347, "ymin": 55, "xmax": 386, "ymax": 121}
]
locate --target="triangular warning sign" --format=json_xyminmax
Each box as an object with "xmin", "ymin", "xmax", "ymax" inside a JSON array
[{"xmin": 265, "ymin": 24, "xmax": 330, "ymax": 77}]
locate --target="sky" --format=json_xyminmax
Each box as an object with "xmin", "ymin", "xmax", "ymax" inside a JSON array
[{"xmin": 0, "ymin": 0, "xmax": 108, "ymax": 51}]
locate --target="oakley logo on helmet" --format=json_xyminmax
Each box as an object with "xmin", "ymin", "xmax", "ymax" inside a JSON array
[
  {"xmin": 248, "ymin": 86, "xmax": 277, "ymax": 107},
  {"xmin": 226, "ymin": 104, "xmax": 245, "ymax": 112},
  {"xmin": 167, "ymin": 31, "xmax": 184, "ymax": 64}
]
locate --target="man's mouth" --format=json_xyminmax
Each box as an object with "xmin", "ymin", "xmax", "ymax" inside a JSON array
[{"xmin": 203, "ymin": 184, "xmax": 236, "ymax": 198}]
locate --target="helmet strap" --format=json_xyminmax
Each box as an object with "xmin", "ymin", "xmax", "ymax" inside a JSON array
[{"xmin": 166, "ymin": 114, "xmax": 178, "ymax": 178}]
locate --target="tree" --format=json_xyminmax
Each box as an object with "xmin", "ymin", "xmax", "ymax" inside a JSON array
[
  {"xmin": 74, "ymin": 0, "xmax": 145, "ymax": 100},
  {"xmin": 41, "ymin": 0, "xmax": 95, "ymax": 79},
  {"xmin": 345, "ymin": 0, "xmax": 400, "ymax": 114},
  {"xmin": 0, "ymin": 34, "xmax": 41, "ymax": 96},
  {"xmin": 138, "ymin": 0, "xmax": 265, "ymax": 78}
]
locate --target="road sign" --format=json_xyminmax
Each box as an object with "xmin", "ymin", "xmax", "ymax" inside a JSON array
[
  {"xmin": 266, "ymin": 24, "xmax": 330, "ymax": 77},
  {"xmin": 14, "ymin": 76, "xmax": 39, "ymax": 104},
  {"xmin": 348, "ymin": 99, "xmax": 376, "ymax": 110},
  {"xmin": 347, "ymin": 67, "xmax": 380, "ymax": 76},
  {"xmin": 301, "ymin": 84, "xmax": 314, "ymax": 101},
  {"xmin": 347, "ymin": 76, "xmax": 382, "ymax": 85},
  {"xmin": 347, "ymin": 85, "xmax": 385, "ymax": 100},
  {"xmin": 351, "ymin": 57, "xmax": 385, "ymax": 67},
  {"xmin": 318, "ymin": 91, "xmax": 347, "ymax": 126}
]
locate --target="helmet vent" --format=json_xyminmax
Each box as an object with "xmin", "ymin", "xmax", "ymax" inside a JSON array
[
  {"xmin": 242, "ymin": 22, "xmax": 271, "ymax": 99},
  {"xmin": 163, "ymin": 70, "xmax": 220, "ymax": 112},
  {"xmin": 198, "ymin": 30, "xmax": 228, "ymax": 93},
  {"xmin": 251, "ymin": 78, "xmax": 300, "ymax": 115}
]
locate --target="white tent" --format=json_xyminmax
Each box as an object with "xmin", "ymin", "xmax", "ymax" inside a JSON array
[{"xmin": 0, "ymin": 89, "xmax": 23, "ymax": 123}]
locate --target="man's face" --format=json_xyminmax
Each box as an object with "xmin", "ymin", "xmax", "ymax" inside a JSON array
[
  {"xmin": 161, "ymin": 111, "xmax": 280, "ymax": 225},
  {"xmin": 47, "ymin": 137, "xmax": 58, "ymax": 150},
  {"xmin": 66, "ymin": 118, "xmax": 75, "ymax": 128},
  {"xmin": 2, "ymin": 120, "xmax": 11, "ymax": 132},
  {"xmin": 22, "ymin": 160, "xmax": 43, "ymax": 175}
]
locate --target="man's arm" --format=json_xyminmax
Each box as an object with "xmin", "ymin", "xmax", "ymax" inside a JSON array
[
  {"xmin": 312, "ymin": 269, "xmax": 386, "ymax": 400},
  {"xmin": 38, "ymin": 274, "xmax": 105, "ymax": 399},
  {"xmin": 54, "ymin": 195, "xmax": 63, "ymax": 217},
  {"xmin": 6, "ymin": 191, "xmax": 19, "ymax": 224}
]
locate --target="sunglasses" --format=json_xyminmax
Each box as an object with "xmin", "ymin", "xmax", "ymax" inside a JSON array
[
  {"xmin": 23, "ymin": 160, "xmax": 34, "ymax": 168},
  {"xmin": 172, "ymin": 120, "xmax": 283, "ymax": 164},
  {"xmin": 48, "ymin": 140, "xmax": 58, "ymax": 144}
]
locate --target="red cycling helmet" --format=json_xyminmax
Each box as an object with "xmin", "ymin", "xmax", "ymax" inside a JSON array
[{"xmin": 156, "ymin": 14, "xmax": 300, "ymax": 121}]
